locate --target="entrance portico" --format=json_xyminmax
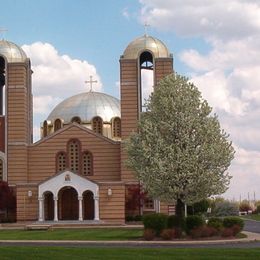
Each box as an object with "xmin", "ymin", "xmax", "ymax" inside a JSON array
[{"xmin": 38, "ymin": 171, "xmax": 99, "ymax": 222}]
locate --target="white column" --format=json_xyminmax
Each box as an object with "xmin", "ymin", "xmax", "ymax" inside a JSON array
[
  {"xmin": 38, "ymin": 197, "xmax": 44, "ymax": 222},
  {"xmin": 94, "ymin": 196, "xmax": 100, "ymax": 221},
  {"xmin": 54, "ymin": 196, "xmax": 58, "ymax": 221},
  {"xmin": 78, "ymin": 196, "xmax": 83, "ymax": 221}
]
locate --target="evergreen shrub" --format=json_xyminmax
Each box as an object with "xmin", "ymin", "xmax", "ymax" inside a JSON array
[
  {"xmin": 223, "ymin": 216, "xmax": 244, "ymax": 230},
  {"xmin": 207, "ymin": 217, "xmax": 223, "ymax": 231},
  {"xmin": 185, "ymin": 215, "xmax": 204, "ymax": 234},
  {"xmin": 142, "ymin": 213, "xmax": 168, "ymax": 236}
]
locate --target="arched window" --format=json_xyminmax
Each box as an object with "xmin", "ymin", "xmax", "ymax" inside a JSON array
[
  {"xmin": 82, "ymin": 151, "xmax": 93, "ymax": 176},
  {"xmin": 0, "ymin": 158, "xmax": 3, "ymax": 181},
  {"xmin": 68, "ymin": 139, "xmax": 80, "ymax": 173},
  {"xmin": 92, "ymin": 116, "xmax": 103, "ymax": 134},
  {"xmin": 54, "ymin": 119, "xmax": 62, "ymax": 131},
  {"xmin": 112, "ymin": 117, "xmax": 121, "ymax": 138},
  {"xmin": 43, "ymin": 120, "xmax": 48, "ymax": 137},
  {"xmin": 139, "ymin": 51, "xmax": 154, "ymax": 112},
  {"xmin": 56, "ymin": 152, "xmax": 67, "ymax": 172},
  {"xmin": 71, "ymin": 116, "xmax": 81, "ymax": 124}
]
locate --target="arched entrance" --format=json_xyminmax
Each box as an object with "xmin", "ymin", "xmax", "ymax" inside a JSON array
[
  {"xmin": 58, "ymin": 186, "xmax": 79, "ymax": 220},
  {"xmin": 44, "ymin": 192, "xmax": 54, "ymax": 220},
  {"xmin": 83, "ymin": 190, "xmax": 94, "ymax": 220}
]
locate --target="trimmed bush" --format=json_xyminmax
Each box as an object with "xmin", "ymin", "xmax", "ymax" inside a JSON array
[
  {"xmin": 207, "ymin": 217, "xmax": 223, "ymax": 231},
  {"xmin": 167, "ymin": 215, "xmax": 185, "ymax": 229},
  {"xmin": 143, "ymin": 229, "xmax": 156, "ymax": 241},
  {"xmin": 223, "ymin": 216, "xmax": 244, "ymax": 231},
  {"xmin": 221, "ymin": 228, "xmax": 234, "ymax": 237},
  {"xmin": 143, "ymin": 213, "xmax": 168, "ymax": 236},
  {"xmin": 185, "ymin": 215, "xmax": 204, "ymax": 234},
  {"xmin": 160, "ymin": 229, "xmax": 175, "ymax": 240},
  {"xmin": 190, "ymin": 226, "xmax": 217, "ymax": 239},
  {"xmin": 232, "ymin": 225, "xmax": 242, "ymax": 236}
]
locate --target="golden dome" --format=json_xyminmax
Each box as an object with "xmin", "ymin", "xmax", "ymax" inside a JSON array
[
  {"xmin": 122, "ymin": 35, "xmax": 170, "ymax": 59},
  {"xmin": 0, "ymin": 40, "xmax": 27, "ymax": 63}
]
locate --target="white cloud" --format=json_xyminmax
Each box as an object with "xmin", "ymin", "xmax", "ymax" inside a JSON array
[
  {"xmin": 139, "ymin": 0, "xmax": 260, "ymax": 200},
  {"xmin": 139, "ymin": 0, "xmax": 260, "ymax": 40},
  {"xmin": 22, "ymin": 42, "xmax": 102, "ymax": 141}
]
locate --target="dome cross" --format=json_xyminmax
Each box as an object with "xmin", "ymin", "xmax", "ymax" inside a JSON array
[
  {"xmin": 85, "ymin": 75, "xmax": 98, "ymax": 92},
  {"xmin": 144, "ymin": 21, "xmax": 150, "ymax": 36},
  {"xmin": 0, "ymin": 28, "xmax": 7, "ymax": 40}
]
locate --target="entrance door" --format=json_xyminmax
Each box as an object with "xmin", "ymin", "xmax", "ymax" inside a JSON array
[
  {"xmin": 44, "ymin": 192, "xmax": 54, "ymax": 220},
  {"xmin": 58, "ymin": 186, "xmax": 79, "ymax": 220},
  {"xmin": 83, "ymin": 191, "xmax": 94, "ymax": 220}
]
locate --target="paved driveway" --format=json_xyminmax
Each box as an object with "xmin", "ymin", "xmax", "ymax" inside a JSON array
[{"xmin": 244, "ymin": 219, "xmax": 260, "ymax": 233}]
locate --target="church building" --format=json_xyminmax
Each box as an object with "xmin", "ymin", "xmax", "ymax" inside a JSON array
[{"xmin": 0, "ymin": 34, "xmax": 174, "ymax": 223}]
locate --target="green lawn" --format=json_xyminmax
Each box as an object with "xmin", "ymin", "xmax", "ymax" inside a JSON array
[
  {"xmin": 242, "ymin": 214, "xmax": 260, "ymax": 221},
  {"xmin": 0, "ymin": 247, "xmax": 260, "ymax": 260},
  {"xmin": 0, "ymin": 228, "xmax": 143, "ymax": 240}
]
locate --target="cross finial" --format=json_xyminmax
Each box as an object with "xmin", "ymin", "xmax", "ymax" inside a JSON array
[
  {"xmin": 144, "ymin": 21, "xmax": 150, "ymax": 36},
  {"xmin": 85, "ymin": 75, "xmax": 98, "ymax": 92},
  {"xmin": 0, "ymin": 28, "xmax": 8, "ymax": 40}
]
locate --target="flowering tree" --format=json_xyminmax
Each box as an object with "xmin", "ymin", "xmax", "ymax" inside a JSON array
[{"xmin": 125, "ymin": 74, "xmax": 235, "ymax": 220}]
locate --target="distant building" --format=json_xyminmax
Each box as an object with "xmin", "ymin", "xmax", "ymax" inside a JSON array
[{"xmin": 0, "ymin": 34, "xmax": 174, "ymax": 223}]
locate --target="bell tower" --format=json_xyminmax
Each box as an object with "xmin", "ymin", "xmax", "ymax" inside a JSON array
[
  {"xmin": 120, "ymin": 35, "xmax": 173, "ymax": 183},
  {"xmin": 0, "ymin": 40, "xmax": 32, "ymax": 184}
]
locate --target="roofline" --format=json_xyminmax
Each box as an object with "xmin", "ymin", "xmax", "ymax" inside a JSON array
[{"xmin": 31, "ymin": 122, "xmax": 120, "ymax": 147}]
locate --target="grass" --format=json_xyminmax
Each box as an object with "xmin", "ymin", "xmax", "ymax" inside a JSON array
[
  {"xmin": 0, "ymin": 228, "xmax": 143, "ymax": 240},
  {"xmin": 241, "ymin": 214, "xmax": 260, "ymax": 221},
  {"xmin": 0, "ymin": 247, "xmax": 260, "ymax": 260}
]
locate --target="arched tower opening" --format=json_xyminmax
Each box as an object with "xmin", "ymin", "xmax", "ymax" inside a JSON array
[
  {"xmin": 139, "ymin": 51, "xmax": 154, "ymax": 112},
  {"xmin": 0, "ymin": 56, "xmax": 5, "ymax": 115}
]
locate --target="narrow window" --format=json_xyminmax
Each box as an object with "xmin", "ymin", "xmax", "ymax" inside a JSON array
[
  {"xmin": 140, "ymin": 51, "xmax": 154, "ymax": 112},
  {"xmin": 43, "ymin": 120, "xmax": 48, "ymax": 137},
  {"xmin": 56, "ymin": 152, "xmax": 66, "ymax": 172},
  {"xmin": 54, "ymin": 119, "xmax": 62, "ymax": 131},
  {"xmin": 144, "ymin": 197, "xmax": 154, "ymax": 210},
  {"xmin": 92, "ymin": 117, "xmax": 103, "ymax": 134},
  {"xmin": 0, "ymin": 159, "xmax": 3, "ymax": 181},
  {"xmin": 71, "ymin": 116, "xmax": 81, "ymax": 124},
  {"xmin": 68, "ymin": 139, "xmax": 80, "ymax": 173},
  {"xmin": 112, "ymin": 117, "xmax": 121, "ymax": 138},
  {"xmin": 0, "ymin": 57, "xmax": 5, "ymax": 116},
  {"xmin": 82, "ymin": 151, "xmax": 93, "ymax": 176}
]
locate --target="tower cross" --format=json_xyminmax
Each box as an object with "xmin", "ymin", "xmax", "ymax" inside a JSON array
[
  {"xmin": 144, "ymin": 21, "xmax": 150, "ymax": 36},
  {"xmin": 0, "ymin": 28, "xmax": 7, "ymax": 39},
  {"xmin": 85, "ymin": 75, "xmax": 98, "ymax": 92}
]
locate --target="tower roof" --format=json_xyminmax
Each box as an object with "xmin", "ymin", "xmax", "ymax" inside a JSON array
[
  {"xmin": 47, "ymin": 91, "xmax": 121, "ymax": 123},
  {"xmin": 0, "ymin": 40, "xmax": 27, "ymax": 63},
  {"xmin": 122, "ymin": 35, "xmax": 170, "ymax": 59}
]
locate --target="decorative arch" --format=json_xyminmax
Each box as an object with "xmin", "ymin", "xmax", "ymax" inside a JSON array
[
  {"xmin": 139, "ymin": 50, "xmax": 154, "ymax": 112},
  {"xmin": 67, "ymin": 139, "xmax": 81, "ymax": 174},
  {"xmin": 43, "ymin": 120, "xmax": 48, "ymax": 137},
  {"xmin": 0, "ymin": 151, "xmax": 6, "ymax": 181},
  {"xmin": 83, "ymin": 190, "xmax": 94, "ymax": 220},
  {"xmin": 56, "ymin": 151, "xmax": 67, "ymax": 172},
  {"xmin": 71, "ymin": 116, "xmax": 81, "ymax": 124},
  {"xmin": 58, "ymin": 186, "xmax": 79, "ymax": 220},
  {"xmin": 0, "ymin": 158, "xmax": 3, "ymax": 181},
  {"xmin": 82, "ymin": 150, "xmax": 93, "ymax": 176},
  {"xmin": 38, "ymin": 170, "xmax": 100, "ymax": 222},
  {"xmin": 43, "ymin": 191, "xmax": 54, "ymax": 221},
  {"xmin": 54, "ymin": 118, "xmax": 62, "ymax": 131},
  {"xmin": 92, "ymin": 116, "xmax": 103, "ymax": 135},
  {"xmin": 112, "ymin": 117, "xmax": 121, "ymax": 138}
]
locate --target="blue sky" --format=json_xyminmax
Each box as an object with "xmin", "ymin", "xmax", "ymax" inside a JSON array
[{"xmin": 1, "ymin": 0, "xmax": 260, "ymax": 201}]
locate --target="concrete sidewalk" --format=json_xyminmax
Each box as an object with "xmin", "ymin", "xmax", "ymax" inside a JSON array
[{"xmin": 0, "ymin": 231, "xmax": 259, "ymax": 247}]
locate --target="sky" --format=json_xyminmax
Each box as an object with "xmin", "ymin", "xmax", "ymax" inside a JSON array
[{"xmin": 1, "ymin": 0, "xmax": 260, "ymax": 201}]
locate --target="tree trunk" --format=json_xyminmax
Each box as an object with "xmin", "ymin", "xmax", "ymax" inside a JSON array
[{"xmin": 175, "ymin": 198, "xmax": 185, "ymax": 228}]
